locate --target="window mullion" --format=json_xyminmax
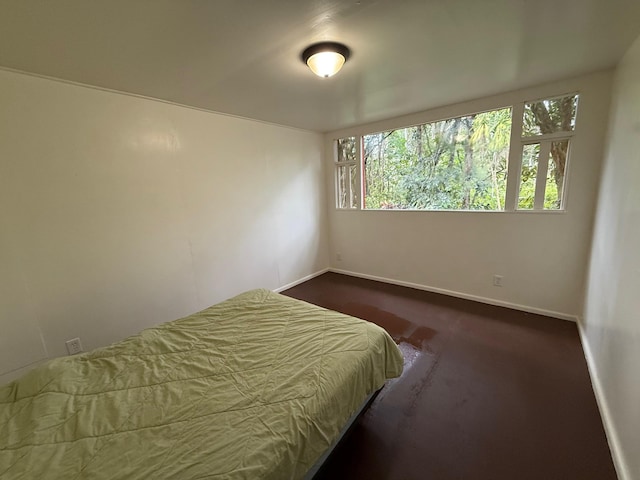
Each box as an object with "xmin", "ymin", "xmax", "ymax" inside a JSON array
[
  {"xmin": 504, "ymin": 102, "xmax": 524, "ymax": 211},
  {"xmin": 533, "ymin": 142, "xmax": 551, "ymax": 210},
  {"xmin": 522, "ymin": 131, "xmax": 574, "ymax": 144},
  {"xmin": 356, "ymin": 136, "xmax": 362, "ymax": 209}
]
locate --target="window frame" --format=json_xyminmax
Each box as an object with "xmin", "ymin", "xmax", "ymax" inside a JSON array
[
  {"xmin": 333, "ymin": 91, "xmax": 579, "ymax": 213},
  {"xmin": 510, "ymin": 92, "xmax": 578, "ymax": 212},
  {"xmin": 333, "ymin": 137, "xmax": 360, "ymax": 209}
]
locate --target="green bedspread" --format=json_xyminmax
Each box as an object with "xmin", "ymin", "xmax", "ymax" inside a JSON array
[{"xmin": 0, "ymin": 289, "xmax": 403, "ymax": 479}]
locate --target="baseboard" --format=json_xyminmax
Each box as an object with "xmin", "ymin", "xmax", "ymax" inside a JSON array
[
  {"xmin": 329, "ymin": 268, "xmax": 578, "ymax": 322},
  {"xmin": 274, "ymin": 268, "xmax": 330, "ymax": 293},
  {"xmin": 576, "ymin": 318, "xmax": 628, "ymax": 480},
  {"xmin": 0, "ymin": 359, "xmax": 48, "ymax": 385}
]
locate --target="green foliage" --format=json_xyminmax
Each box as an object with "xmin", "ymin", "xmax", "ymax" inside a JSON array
[
  {"xmin": 363, "ymin": 108, "xmax": 511, "ymax": 210},
  {"xmin": 523, "ymin": 95, "xmax": 578, "ymax": 136},
  {"xmin": 517, "ymin": 141, "xmax": 565, "ymax": 210},
  {"xmin": 517, "ymin": 144, "xmax": 538, "ymax": 209},
  {"xmin": 357, "ymin": 95, "xmax": 576, "ymax": 212}
]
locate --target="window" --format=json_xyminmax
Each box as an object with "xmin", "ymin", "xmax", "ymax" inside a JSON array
[
  {"xmin": 335, "ymin": 137, "xmax": 359, "ymax": 209},
  {"xmin": 517, "ymin": 94, "xmax": 578, "ymax": 210},
  {"xmin": 362, "ymin": 108, "xmax": 511, "ymax": 210},
  {"xmin": 334, "ymin": 93, "xmax": 579, "ymax": 212}
]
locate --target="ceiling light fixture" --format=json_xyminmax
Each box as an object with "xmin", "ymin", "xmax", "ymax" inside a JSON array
[{"xmin": 301, "ymin": 42, "xmax": 351, "ymax": 78}]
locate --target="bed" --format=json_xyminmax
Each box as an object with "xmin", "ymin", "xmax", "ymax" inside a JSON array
[{"xmin": 0, "ymin": 289, "xmax": 403, "ymax": 479}]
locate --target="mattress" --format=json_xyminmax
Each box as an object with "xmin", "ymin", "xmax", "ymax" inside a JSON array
[{"xmin": 0, "ymin": 289, "xmax": 403, "ymax": 479}]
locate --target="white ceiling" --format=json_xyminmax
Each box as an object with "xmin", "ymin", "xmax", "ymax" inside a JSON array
[{"xmin": 1, "ymin": 0, "xmax": 639, "ymax": 132}]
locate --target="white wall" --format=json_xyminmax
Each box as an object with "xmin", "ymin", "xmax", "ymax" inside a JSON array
[
  {"xmin": 582, "ymin": 36, "xmax": 640, "ymax": 480},
  {"xmin": 326, "ymin": 71, "xmax": 613, "ymax": 319},
  {"xmin": 0, "ymin": 69, "xmax": 328, "ymax": 383}
]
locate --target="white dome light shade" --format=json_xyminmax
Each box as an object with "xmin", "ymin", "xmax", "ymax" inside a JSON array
[
  {"xmin": 306, "ymin": 51, "xmax": 346, "ymax": 77},
  {"xmin": 302, "ymin": 42, "xmax": 351, "ymax": 78}
]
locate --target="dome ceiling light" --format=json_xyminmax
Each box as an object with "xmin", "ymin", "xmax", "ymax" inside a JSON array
[{"xmin": 301, "ymin": 42, "xmax": 351, "ymax": 78}]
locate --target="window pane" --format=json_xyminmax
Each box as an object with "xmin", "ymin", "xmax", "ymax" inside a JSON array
[
  {"xmin": 363, "ymin": 108, "xmax": 511, "ymax": 210},
  {"xmin": 337, "ymin": 165, "xmax": 348, "ymax": 208},
  {"xmin": 522, "ymin": 94, "xmax": 578, "ymax": 137},
  {"xmin": 337, "ymin": 137, "xmax": 357, "ymax": 163},
  {"xmin": 544, "ymin": 139, "xmax": 569, "ymax": 210},
  {"xmin": 518, "ymin": 143, "xmax": 539, "ymax": 210},
  {"xmin": 349, "ymin": 164, "xmax": 358, "ymax": 208}
]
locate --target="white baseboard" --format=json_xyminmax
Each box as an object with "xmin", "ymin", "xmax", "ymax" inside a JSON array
[
  {"xmin": 576, "ymin": 318, "xmax": 628, "ymax": 480},
  {"xmin": 274, "ymin": 268, "xmax": 330, "ymax": 293},
  {"xmin": 329, "ymin": 268, "xmax": 578, "ymax": 322},
  {"xmin": 0, "ymin": 359, "xmax": 48, "ymax": 385}
]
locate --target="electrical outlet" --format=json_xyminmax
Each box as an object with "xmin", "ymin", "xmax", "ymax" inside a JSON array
[
  {"xmin": 336, "ymin": 252, "xmax": 342, "ymax": 262},
  {"xmin": 66, "ymin": 337, "xmax": 83, "ymax": 355},
  {"xmin": 493, "ymin": 275, "xmax": 504, "ymax": 287}
]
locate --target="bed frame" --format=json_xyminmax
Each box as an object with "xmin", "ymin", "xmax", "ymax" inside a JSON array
[{"xmin": 304, "ymin": 388, "xmax": 382, "ymax": 479}]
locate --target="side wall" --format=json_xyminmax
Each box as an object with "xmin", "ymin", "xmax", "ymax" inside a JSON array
[
  {"xmin": 0, "ymin": 69, "xmax": 328, "ymax": 382},
  {"xmin": 582, "ymin": 36, "xmax": 640, "ymax": 480},
  {"xmin": 326, "ymin": 71, "xmax": 612, "ymax": 319}
]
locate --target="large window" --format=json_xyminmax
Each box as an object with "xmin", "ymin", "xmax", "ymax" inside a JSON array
[
  {"xmin": 334, "ymin": 93, "xmax": 579, "ymax": 212},
  {"xmin": 363, "ymin": 108, "xmax": 511, "ymax": 210}
]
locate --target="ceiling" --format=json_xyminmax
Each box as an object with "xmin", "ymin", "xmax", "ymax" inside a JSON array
[{"xmin": 1, "ymin": 0, "xmax": 639, "ymax": 132}]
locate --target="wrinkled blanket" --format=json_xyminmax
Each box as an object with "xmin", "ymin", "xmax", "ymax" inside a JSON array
[{"xmin": 0, "ymin": 289, "xmax": 403, "ymax": 479}]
